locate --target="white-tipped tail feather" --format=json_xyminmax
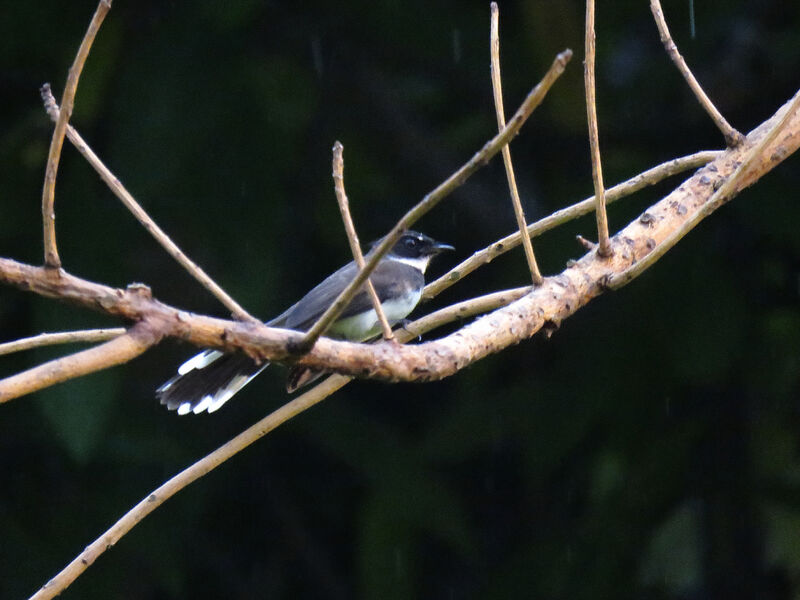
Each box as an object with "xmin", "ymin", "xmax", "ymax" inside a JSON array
[
  {"xmin": 157, "ymin": 351, "xmax": 266, "ymax": 415},
  {"xmin": 177, "ymin": 349, "xmax": 224, "ymax": 375}
]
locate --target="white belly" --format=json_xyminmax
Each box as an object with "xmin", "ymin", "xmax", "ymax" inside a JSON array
[{"xmin": 328, "ymin": 289, "xmax": 422, "ymax": 341}]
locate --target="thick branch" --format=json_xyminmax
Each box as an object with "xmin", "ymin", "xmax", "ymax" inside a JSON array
[
  {"xmin": 608, "ymin": 89, "xmax": 800, "ymax": 289},
  {"xmin": 0, "ymin": 322, "xmax": 155, "ymax": 403},
  {"xmin": 0, "ymin": 268, "xmax": 300, "ymax": 367}
]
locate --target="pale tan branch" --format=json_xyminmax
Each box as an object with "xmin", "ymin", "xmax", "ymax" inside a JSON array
[
  {"xmin": 584, "ymin": 0, "xmax": 611, "ymax": 257},
  {"xmin": 39, "ymin": 86, "xmax": 257, "ymax": 323},
  {"xmin": 422, "ymin": 150, "xmax": 721, "ymax": 301},
  {"xmin": 489, "ymin": 2, "xmax": 543, "ymax": 286},
  {"xmin": 0, "ymin": 328, "xmax": 126, "ymax": 356},
  {"xmin": 331, "ymin": 141, "xmax": 394, "ymax": 342},
  {"xmin": 41, "ymin": 0, "xmax": 111, "ymax": 269},
  {"xmin": 0, "ymin": 261, "xmax": 300, "ymax": 366},
  {"xmin": 608, "ymin": 89, "xmax": 800, "ymax": 289},
  {"xmin": 405, "ymin": 287, "xmax": 528, "ymax": 339},
  {"xmin": 0, "ymin": 323, "xmax": 155, "ymax": 403},
  {"xmin": 300, "ymin": 49, "xmax": 572, "ymax": 350},
  {"xmin": 650, "ymin": 0, "xmax": 744, "ymax": 147}
]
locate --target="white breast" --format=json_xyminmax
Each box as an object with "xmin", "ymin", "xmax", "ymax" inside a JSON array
[{"xmin": 328, "ymin": 289, "xmax": 422, "ymax": 341}]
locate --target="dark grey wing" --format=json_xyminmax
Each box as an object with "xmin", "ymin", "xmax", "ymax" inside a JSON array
[
  {"xmin": 283, "ymin": 261, "xmax": 372, "ymax": 332},
  {"xmin": 283, "ymin": 260, "xmax": 424, "ymax": 334},
  {"xmin": 368, "ymin": 261, "xmax": 424, "ymax": 306}
]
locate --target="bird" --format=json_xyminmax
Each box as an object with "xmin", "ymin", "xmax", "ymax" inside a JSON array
[{"xmin": 156, "ymin": 230, "xmax": 454, "ymax": 415}]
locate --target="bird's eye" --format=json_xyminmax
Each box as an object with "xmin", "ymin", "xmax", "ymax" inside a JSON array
[{"xmin": 404, "ymin": 237, "xmax": 418, "ymax": 249}]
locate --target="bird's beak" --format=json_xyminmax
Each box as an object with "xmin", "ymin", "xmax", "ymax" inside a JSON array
[{"xmin": 429, "ymin": 241, "xmax": 455, "ymax": 254}]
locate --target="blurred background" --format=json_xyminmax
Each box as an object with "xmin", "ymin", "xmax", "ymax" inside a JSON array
[{"xmin": 2, "ymin": 1, "xmax": 799, "ymax": 598}]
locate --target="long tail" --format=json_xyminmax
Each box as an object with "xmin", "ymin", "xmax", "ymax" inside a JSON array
[{"xmin": 156, "ymin": 350, "xmax": 267, "ymax": 415}]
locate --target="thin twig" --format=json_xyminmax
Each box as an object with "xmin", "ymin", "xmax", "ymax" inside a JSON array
[
  {"xmin": 331, "ymin": 142, "xmax": 394, "ymax": 341},
  {"xmin": 300, "ymin": 48, "xmax": 572, "ymax": 351},
  {"xmin": 39, "ymin": 86, "xmax": 257, "ymax": 323},
  {"xmin": 584, "ymin": 0, "xmax": 611, "ymax": 257},
  {"xmin": 405, "ymin": 287, "xmax": 528, "ymax": 338},
  {"xmin": 27, "ymin": 372, "xmax": 348, "ymax": 600},
  {"xmin": 423, "ymin": 150, "xmax": 721, "ymax": 300},
  {"xmin": 0, "ymin": 323, "xmax": 155, "ymax": 403},
  {"xmin": 575, "ymin": 235, "xmax": 596, "ymax": 251},
  {"xmin": 650, "ymin": 0, "xmax": 744, "ymax": 147},
  {"xmin": 608, "ymin": 90, "xmax": 800, "ymax": 289},
  {"xmin": 0, "ymin": 328, "xmax": 126, "ymax": 357},
  {"xmin": 41, "ymin": 0, "xmax": 112, "ymax": 269},
  {"xmin": 489, "ymin": 2, "xmax": 543, "ymax": 286}
]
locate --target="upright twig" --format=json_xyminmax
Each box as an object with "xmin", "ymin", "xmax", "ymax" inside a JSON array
[
  {"xmin": 331, "ymin": 142, "xmax": 395, "ymax": 341},
  {"xmin": 608, "ymin": 90, "xmax": 800, "ymax": 289},
  {"xmin": 300, "ymin": 49, "xmax": 572, "ymax": 351},
  {"xmin": 41, "ymin": 0, "xmax": 111, "ymax": 269},
  {"xmin": 0, "ymin": 328, "xmax": 126, "ymax": 357},
  {"xmin": 489, "ymin": 2, "xmax": 543, "ymax": 286},
  {"xmin": 584, "ymin": 0, "xmax": 611, "ymax": 257},
  {"xmin": 40, "ymin": 86, "xmax": 257, "ymax": 323},
  {"xmin": 650, "ymin": 0, "xmax": 744, "ymax": 147}
]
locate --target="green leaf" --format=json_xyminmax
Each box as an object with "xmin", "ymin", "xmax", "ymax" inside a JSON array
[
  {"xmin": 639, "ymin": 502, "xmax": 702, "ymax": 592},
  {"xmin": 35, "ymin": 367, "xmax": 118, "ymax": 464}
]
